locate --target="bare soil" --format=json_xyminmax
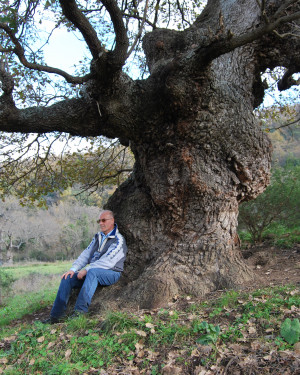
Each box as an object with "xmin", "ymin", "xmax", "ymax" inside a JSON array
[{"xmin": 242, "ymin": 244, "xmax": 300, "ymax": 289}]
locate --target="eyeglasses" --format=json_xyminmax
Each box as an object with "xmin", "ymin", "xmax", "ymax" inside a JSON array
[{"xmin": 97, "ymin": 218, "xmax": 113, "ymax": 223}]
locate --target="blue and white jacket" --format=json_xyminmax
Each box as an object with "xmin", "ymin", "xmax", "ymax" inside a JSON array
[{"xmin": 70, "ymin": 224, "xmax": 127, "ymax": 273}]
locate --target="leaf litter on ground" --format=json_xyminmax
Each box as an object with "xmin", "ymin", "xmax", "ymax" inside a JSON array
[{"xmin": 0, "ymin": 284, "xmax": 299, "ymax": 374}]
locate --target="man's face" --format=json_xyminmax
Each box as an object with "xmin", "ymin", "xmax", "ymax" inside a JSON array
[{"xmin": 98, "ymin": 212, "xmax": 115, "ymax": 235}]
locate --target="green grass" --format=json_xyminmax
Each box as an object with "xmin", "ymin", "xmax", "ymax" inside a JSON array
[
  {"xmin": 2, "ymin": 285, "xmax": 299, "ymax": 373},
  {"xmin": 0, "ymin": 262, "xmax": 72, "ymax": 328},
  {"xmin": 0, "ymin": 288, "xmax": 57, "ymax": 327},
  {"xmin": 1, "ymin": 261, "xmax": 72, "ymax": 279},
  {"xmin": 0, "ymin": 265, "xmax": 299, "ymax": 374}
]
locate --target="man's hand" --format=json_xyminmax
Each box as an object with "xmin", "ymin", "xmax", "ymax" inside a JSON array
[
  {"xmin": 77, "ymin": 269, "xmax": 87, "ymax": 279},
  {"xmin": 61, "ymin": 270, "xmax": 75, "ymax": 280}
]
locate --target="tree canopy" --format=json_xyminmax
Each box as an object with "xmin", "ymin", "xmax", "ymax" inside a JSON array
[
  {"xmin": 0, "ymin": 1, "xmax": 299, "ymax": 200},
  {"xmin": 1, "ymin": 0, "xmax": 300, "ymax": 308}
]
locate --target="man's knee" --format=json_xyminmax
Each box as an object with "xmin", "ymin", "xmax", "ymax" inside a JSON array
[{"xmin": 60, "ymin": 273, "xmax": 80, "ymax": 288}]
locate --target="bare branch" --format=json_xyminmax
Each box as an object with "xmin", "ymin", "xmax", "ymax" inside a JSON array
[
  {"xmin": 273, "ymin": 0, "xmax": 299, "ymax": 20},
  {"xmin": 272, "ymin": 116, "xmax": 300, "ymax": 130},
  {"xmin": 0, "ymin": 22, "xmax": 93, "ymax": 84},
  {"xmin": 153, "ymin": 0, "xmax": 161, "ymax": 28},
  {"xmin": 123, "ymin": 12, "xmax": 155, "ymax": 28},
  {"xmin": 126, "ymin": 0, "xmax": 149, "ymax": 58},
  {"xmin": 176, "ymin": 0, "xmax": 192, "ymax": 27}
]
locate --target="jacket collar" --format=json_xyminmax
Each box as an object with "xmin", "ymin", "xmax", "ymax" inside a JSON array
[{"xmin": 99, "ymin": 223, "xmax": 118, "ymax": 239}]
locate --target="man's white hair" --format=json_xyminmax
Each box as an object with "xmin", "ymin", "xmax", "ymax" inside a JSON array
[{"xmin": 100, "ymin": 210, "xmax": 114, "ymax": 218}]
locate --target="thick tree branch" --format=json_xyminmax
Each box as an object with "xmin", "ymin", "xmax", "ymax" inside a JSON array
[
  {"xmin": 278, "ymin": 67, "xmax": 300, "ymax": 90},
  {"xmin": 59, "ymin": 0, "xmax": 104, "ymax": 60},
  {"xmin": 0, "ymin": 70, "xmax": 137, "ymax": 142},
  {"xmin": 101, "ymin": 0, "xmax": 129, "ymax": 70},
  {"xmin": 59, "ymin": 0, "xmax": 128, "ymax": 74},
  {"xmin": 0, "ymin": 61, "xmax": 14, "ymax": 95},
  {"xmin": 191, "ymin": 9, "xmax": 300, "ymax": 69}
]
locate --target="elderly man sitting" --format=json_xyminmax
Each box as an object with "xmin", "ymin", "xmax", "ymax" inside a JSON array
[{"xmin": 43, "ymin": 210, "xmax": 127, "ymax": 324}]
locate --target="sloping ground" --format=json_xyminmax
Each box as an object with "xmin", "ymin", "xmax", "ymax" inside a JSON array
[
  {"xmin": 242, "ymin": 244, "xmax": 300, "ymax": 289},
  {"xmin": 0, "ymin": 246, "xmax": 299, "ymax": 375}
]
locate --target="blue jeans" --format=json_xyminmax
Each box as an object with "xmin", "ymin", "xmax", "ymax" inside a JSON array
[{"xmin": 50, "ymin": 268, "xmax": 121, "ymax": 318}]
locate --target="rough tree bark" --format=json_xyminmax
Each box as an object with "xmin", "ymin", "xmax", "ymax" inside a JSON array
[{"xmin": 0, "ymin": 0, "xmax": 300, "ymax": 309}]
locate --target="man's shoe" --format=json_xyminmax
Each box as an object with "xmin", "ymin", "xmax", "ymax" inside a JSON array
[
  {"xmin": 69, "ymin": 310, "xmax": 85, "ymax": 319},
  {"xmin": 41, "ymin": 316, "xmax": 62, "ymax": 324}
]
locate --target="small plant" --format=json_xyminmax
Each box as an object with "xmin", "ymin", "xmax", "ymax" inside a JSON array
[
  {"xmin": 280, "ymin": 318, "xmax": 300, "ymax": 345},
  {"xmin": 193, "ymin": 321, "xmax": 220, "ymax": 345}
]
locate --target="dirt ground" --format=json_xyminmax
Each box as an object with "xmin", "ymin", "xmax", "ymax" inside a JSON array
[{"xmin": 242, "ymin": 243, "xmax": 300, "ymax": 289}]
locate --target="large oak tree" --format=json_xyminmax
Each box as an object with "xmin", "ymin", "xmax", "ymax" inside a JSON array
[{"xmin": 0, "ymin": 0, "xmax": 300, "ymax": 309}]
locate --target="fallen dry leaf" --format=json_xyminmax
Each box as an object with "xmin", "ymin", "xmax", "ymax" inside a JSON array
[
  {"xmin": 4, "ymin": 336, "xmax": 16, "ymax": 343},
  {"xmin": 135, "ymin": 342, "xmax": 144, "ymax": 352},
  {"xmin": 145, "ymin": 350, "xmax": 159, "ymax": 361},
  {"xmin": 194, "ymin": 366, "xmax": 207, "ymax": 375},
  {"xmin": 248, "ymin": 326, "xmax": 257, "ymax": 334},
  {"xmin": 135, "ymin": 329, "xmax": 147, "ymax": 337},
  {"xmin": 136, "ymin": 349, "xmax": 145, "ymax": 358},
  {"xmin": 293, "ymin": 342, "xmax": 300, "ymax": 354},
  {"xmin": 65, "ymin": 349, "xmax": 72, "ymax": 359},
  {"xmin": 162, "ymin": 365, "xmax": 182, "ymax": 374},
  {"xmin": 37, "ymin": 336, "xmax": 45, "ymax": 343}
]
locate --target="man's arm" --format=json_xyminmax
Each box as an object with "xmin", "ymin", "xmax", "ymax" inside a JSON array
[{"xmin": 69, "ymin": 235, "xmax": 98, "ymax": 272}]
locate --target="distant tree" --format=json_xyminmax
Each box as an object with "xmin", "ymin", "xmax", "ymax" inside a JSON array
[
  {"xmin": 0, "ymin": 0, "xmax": 300, "ymax": 308},
  {"xmin": 239, "ymin": 161, "xmax": 300, "ymax": 243},
  {"xmin": 0, "ymin": 197, "xmax": 99, "ymax": 263}
]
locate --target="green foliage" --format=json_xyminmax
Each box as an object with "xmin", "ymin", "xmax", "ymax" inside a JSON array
[
  {"xmin": 0, "ymin": 270, "xmax": 15, "ymax": 291},
  {"xmin": 29, "ymin": 250, "xmax": 52, "ymax": 262},
  {"xmin": 0, "ymin": 271, "xmax": 16, "ymax": 304},
  {"xmin": 193, "ymin": 321, "xmax": 220, "ymax": 345},
  {"xmin": 280, "ymin": 318, "xmax": 300, "ymax": 345},
  {"xmin": 101, "ymin": 311, "xmax": 138, "ymax": 333},
  {"xmin": 239, "ymin": 161, "xmax": 300, "ymax": 243},
  {"xmin": 0, "ymin": 137, "xmax": 133, "ymax": 207}
]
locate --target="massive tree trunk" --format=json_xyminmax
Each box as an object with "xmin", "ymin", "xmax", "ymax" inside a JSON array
[
  {"xmin": 103, "ymin": 33, "xmax": 272, "ymax": 308},
  {"xmin": 0, "ymin": 0, "xmax": 299, "ymax": 309}
]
